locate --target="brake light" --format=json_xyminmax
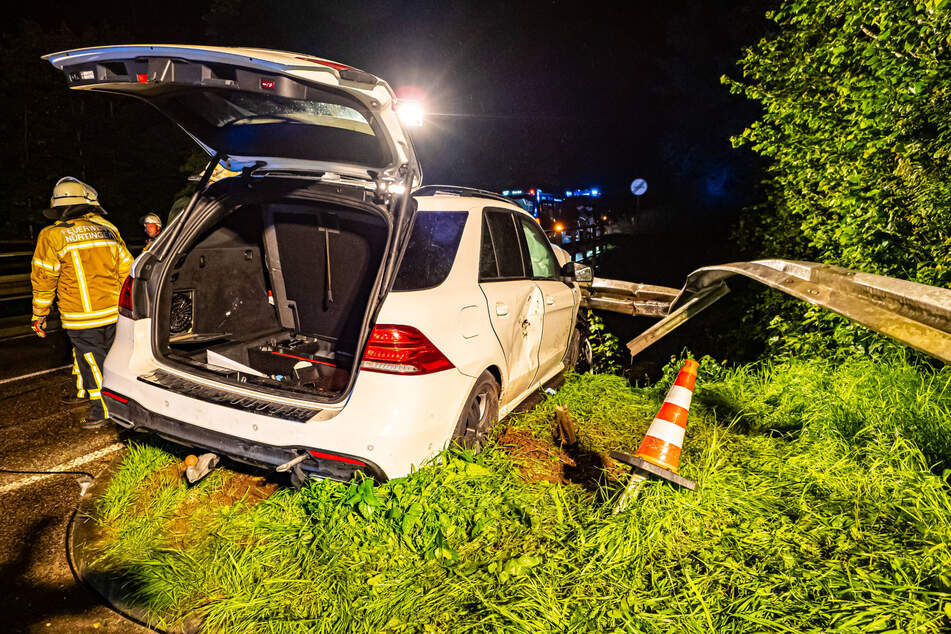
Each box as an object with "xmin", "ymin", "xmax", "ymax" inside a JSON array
[
  {"xmin": 360, "ymin": 325, "xmax": 454, "ymax": 375},
  {"xmin": 136, "ymin": 73, "xmax": 148, "ymax": 83},
  {"xmin": 294, "ymin": 56, "xmax": 352, "ymax": 72},
  {"xmin": 118, "ymin": 275, "xmax": 134, "ymax": 319}
]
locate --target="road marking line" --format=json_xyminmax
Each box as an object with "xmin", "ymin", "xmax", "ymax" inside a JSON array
[
  {"xmin": 0, "ymin": 442, "xmax": 124, "ymax": 496},
  {"xmin": 0, "ymin": 364, "xmax": 71, "ymax": 385}
]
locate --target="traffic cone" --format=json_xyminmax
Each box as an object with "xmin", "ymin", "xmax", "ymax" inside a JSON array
[
  {"xmin": 635, "ymin": 358, "xmax": 698, "ymax": 475},
  {"xmin": 612, "ymin": 359, "xmax": 698, "ymax": 511}
]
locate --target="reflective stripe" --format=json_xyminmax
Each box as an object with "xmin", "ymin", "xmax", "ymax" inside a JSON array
[
  {"xmin": 32, "ymin": 258, "xmax": 60, "ymax": 272},
  {"xmin": 57, "ymin": 240, "xmax": 118, "ymax": 257},
  {"xmin": 62, "ymin": 315, "xmax": 119, "ymax": 329},
  {"xmin": 83, "ymin": 352, "xmax": 107, "ymax": 418},
  {"xmin": 71, "ymin": 251, "xmax": 92, "ymax": 312},
  {"xmin": 33, "ymin": 297, "xmax": 54, "ymax": 306},
  {"xmin": 72, "ymin": 349, "xmax": 85, "ymax": 398},
  {"xmin": 665, "ymin": 385, "xmax": 694, "ymax": 411},
  {"xmin": 60, "ymin": 307, "xmax": 118, "ymax": 319},
  {"xmin": 83, "ymin": 352, "xmax": 103, "ymax": 387},
  {"xmin": 644, "ymin": 418, "xmax": 686, "ymax": 447}
]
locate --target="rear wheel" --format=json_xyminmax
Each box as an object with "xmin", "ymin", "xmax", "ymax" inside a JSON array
[{"xmin": 452, "ymin": 370, "xmax": 500, "ymax": 452}]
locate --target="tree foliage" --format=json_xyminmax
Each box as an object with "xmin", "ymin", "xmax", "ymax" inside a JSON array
[
  {"xmin": 724, "ymin": 1, "xmax": 951, "ymax": 357},
  {"xmin": 0, "ymin": 21, "xmax": 195, "ymax": 242}
]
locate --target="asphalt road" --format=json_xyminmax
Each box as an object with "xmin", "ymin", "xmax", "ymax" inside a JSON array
[
  {"xmin": 0, "ymin": 360, "xmax": 150, "ymax": 633},
  {"xmin": 0, "ymin": 330, "xmax": 72, "ymax": 382}
]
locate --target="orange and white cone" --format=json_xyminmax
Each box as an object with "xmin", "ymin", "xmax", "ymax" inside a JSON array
[
  {"xmin": 635, "ymin": 358, "xmax": 698, "ymax": 473},
  {"xmin": 613, "ymin": 359, "xmax": 698, "ymax": 512}
]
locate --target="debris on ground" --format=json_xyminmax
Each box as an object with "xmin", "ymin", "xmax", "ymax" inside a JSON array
[
  {"xmin": 553, "ymin": 405, "xmax": 578, "ymax": 446},
  {"xmin": 167, "ymin": 472, "xmax": 278, "ymax": 547},
  {"xmin": 496, "ymin": 427, "xmax": 575, "ymax": 484},
  {"xmin": 185, "ymin": 452, "xmax": 219, "ymax": 484}
]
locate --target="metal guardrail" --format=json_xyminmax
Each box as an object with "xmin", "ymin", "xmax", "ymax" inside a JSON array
[
  {"xmin": 0, "ymin": 244, "xmax": 143, "ymax": 340},
  {"xmin": 580, "ymin": 278, "xmax": 680, "ymax": 317},
  {"xmin": 584, "ymin": 258, "xmax": 951, "ymax": 364},
  {"xmin": 0, "ymin": 273, "xmax": 30, "ymax": 302},
  {"xmin": 0, "ymin": 243, "xmax": 145, "ymax": 304}
]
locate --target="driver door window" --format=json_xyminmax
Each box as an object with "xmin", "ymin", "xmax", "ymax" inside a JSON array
[{"xmin": 517, "ymin": 217, "xmax": 559, "ymax": 279}]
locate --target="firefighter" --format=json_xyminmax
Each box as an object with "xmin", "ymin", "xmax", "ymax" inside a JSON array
[
  {"xmin": 31, "ymin": 177, "xmax": 133, "ymax": 429},
  {"xmin": 139, "ymin": 212, "xmax": 163, "ymax": 247}
]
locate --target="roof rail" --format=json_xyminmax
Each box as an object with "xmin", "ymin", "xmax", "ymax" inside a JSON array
[{"xmin": 412, "ymin": 185, "xmax": 515, "ymax": 206}]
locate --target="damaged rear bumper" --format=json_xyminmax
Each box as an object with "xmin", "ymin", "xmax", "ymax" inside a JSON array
[{"xmin": 101, "ymin": 389, "xmax": 386, "ymax": 483}]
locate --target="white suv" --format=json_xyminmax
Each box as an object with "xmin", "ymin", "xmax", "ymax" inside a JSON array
[{"xmin": 45, "ymin": 45, "xmax": 590, "ymax": 483}]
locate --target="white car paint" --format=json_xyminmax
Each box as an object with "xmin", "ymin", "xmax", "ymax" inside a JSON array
[
  {"xmin": 103, "ymin": 193, "xmax": 583, "ymax": 479},
  {"xmin": 43, "ymin": 43, "xmax": 584, "ymax": 481}
]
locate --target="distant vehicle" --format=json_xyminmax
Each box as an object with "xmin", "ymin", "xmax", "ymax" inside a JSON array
[
  {"xmin": 44, "ymin": 45, "xmax": 592, "ymax": 485},
  {"xmin": 501, "ymin": 187, "xmax": 607, "ymax": 237},
  {"xmin": 502, "ymin": 188, "xmax": 560, "ymax": 229}
]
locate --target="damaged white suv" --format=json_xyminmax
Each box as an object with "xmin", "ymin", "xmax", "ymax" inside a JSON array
[{"xmin": 45, "ymin": 45, "xmax": 591, "ymax": 484}]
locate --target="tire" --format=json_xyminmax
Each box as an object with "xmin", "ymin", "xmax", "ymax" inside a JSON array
[
  {"xmin": 452, "ymin": 370, "xmax": 500, "ymax": 452},
  {"xmin": 563, "ymin": 325, "xmax": 593, "ymax": 373}
]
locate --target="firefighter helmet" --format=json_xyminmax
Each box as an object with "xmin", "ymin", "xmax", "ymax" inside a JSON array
[
  {"xmin": 139, "ymin": 212, "xmax": 163, "ymax": 228},
  {"xmin": 43, "ymin": 177, "xmax": 102, "ymax": 219}
]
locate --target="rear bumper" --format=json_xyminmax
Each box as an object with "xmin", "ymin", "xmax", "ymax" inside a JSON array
[
  {"xmin": 104, "ymin": 316, "xmax": 477, "ymax": 480},
  {"xmin": 102, "ymin": 389, "xmax": 386, "ymax": 482}
]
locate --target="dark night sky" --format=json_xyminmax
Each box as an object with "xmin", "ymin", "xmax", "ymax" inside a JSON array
[{"xmin": 5, "ymin": 0, "xmax": 773, "ymax": 229}]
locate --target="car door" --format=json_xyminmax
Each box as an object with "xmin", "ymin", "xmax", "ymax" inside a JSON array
[
  {"xmin": 478, "ymin": 209, "xmax": 543, "ymax": 404},
  {"xmin": 516, "ymin": 215, "xmax": 578, "ymax": 377}
]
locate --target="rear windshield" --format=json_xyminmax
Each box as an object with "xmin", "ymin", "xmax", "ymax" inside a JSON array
[
  {"xmin": 393, "ymin": 212, "xmax": 468, "ymax": 291},
  {"xmin": 154, "ymin": 87, "xmax": 387, "ymax": 166}
]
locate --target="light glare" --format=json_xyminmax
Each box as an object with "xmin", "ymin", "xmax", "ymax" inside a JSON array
[{"xmin": 396, "ymin": 100, "xmax": 424, "ymax": 127}]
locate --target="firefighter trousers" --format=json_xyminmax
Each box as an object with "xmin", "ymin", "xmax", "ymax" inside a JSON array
[{"xmin": 67, "ymin": 324, "xmax": 116, "ymax": 420}]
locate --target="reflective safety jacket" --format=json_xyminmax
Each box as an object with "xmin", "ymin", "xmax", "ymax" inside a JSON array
[{"xmin": 31, "ymin": 212, "xmax": 133, "ymax": 330}]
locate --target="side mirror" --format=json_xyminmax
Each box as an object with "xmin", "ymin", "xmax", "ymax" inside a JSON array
[
  {"xmin": 574, "ymin": 262, "xmax": 594, "ymax": 283},
  {"xmin": 559, "ymin": 261, "xmax": 593, "ymax": 283}
]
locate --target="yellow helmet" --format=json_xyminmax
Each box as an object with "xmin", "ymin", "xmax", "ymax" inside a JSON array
[
  {"xmin": 44, "ymin": 177, "xmax": 101, "ymax": 219},
  {"xmin": 50, "ymin": 176, "xmax": 99, "ymax": 207}
]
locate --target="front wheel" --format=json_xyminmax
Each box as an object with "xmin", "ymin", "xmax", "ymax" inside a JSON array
[
  {"xmin": 452, "ymin": 370, "xmax": 500, "ymax": 452},
  {"xmin": 563, "ymin": 326, "xmax": 593, "ymax": 373}
]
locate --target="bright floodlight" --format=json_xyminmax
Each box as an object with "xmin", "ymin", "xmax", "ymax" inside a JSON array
[{"xmin": 396, "ymin": 100, "xmax": 424, "ymax": 127}]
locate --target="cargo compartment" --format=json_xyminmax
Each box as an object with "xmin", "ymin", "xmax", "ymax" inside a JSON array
[{"xmin": 157, "ymin": 196, "xmax": 388, "ymax": 401}]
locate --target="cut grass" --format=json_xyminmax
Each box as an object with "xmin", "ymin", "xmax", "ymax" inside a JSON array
[{"xmin": 89, "ymin": 355, "xmax": 951, "ymax": 632}]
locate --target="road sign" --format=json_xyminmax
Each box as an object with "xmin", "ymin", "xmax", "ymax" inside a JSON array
[{"xmin": 630, "ymin": 178, "xmax": 648, "ymax": 196}]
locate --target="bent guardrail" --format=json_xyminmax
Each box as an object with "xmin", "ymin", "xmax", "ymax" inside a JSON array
[{"xmin": 591, "ymin": 259, "xmax": 951, "ymax": 363}]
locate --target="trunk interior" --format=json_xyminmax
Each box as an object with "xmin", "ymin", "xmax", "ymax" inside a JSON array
[{"xmin": 158, "ymin": 198, "xmax": 387, "ymax": 401}]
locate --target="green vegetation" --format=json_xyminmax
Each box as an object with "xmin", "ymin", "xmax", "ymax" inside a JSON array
[
  {"xmin": 723, "ymin": 0, "xmax": 951, "ymax": 356},
  {"xmin": 90, "ymin": 356, "xmax": 951, "ymax": 632}
]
